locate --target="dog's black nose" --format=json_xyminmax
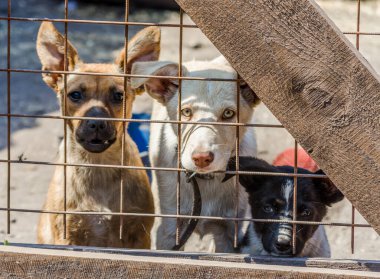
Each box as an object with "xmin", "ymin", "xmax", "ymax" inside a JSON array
[
  {"xmin": 84, "ymin": 106, "xmax": 110, "ymax": 132},
  {"xmin": 274, "ymin": 238, "xmax": 292, "ymax": 252},
  {"xmin": 86, "ymin": 119, "xmax": 107, "ymax": 131}
]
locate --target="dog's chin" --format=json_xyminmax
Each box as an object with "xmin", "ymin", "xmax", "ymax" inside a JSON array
[
  {"xmin": 78, "ymin": 138, "xmax": 116, "ymax": 153},
  {"xmin": 194, "ymin": 166, "xmax": 214, "ymax": 174},
  {"xmin": 182, "ymin": 163, "xmax": 226, "ymax": 174}
]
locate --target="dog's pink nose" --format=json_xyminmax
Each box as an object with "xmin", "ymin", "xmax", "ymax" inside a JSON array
[{"xmin": 192, "ymin": 152, "xmax": 214, "ymax": 168}]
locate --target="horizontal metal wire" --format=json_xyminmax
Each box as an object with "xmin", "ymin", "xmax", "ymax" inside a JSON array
[
  {"xmin": 0, "ymin": 16, "xmax": 199, "ymax": 28},
  {"xmin": 344, "ymin": 31, "xmax": 380, "ymax": 36},
  {"xmin": 0, "ymin": 113, "xmax": 284, "ymax": 128},
  {"xmin": 0, "ymin": 68, "xmax": 242, "ymax": 82},
  {"xmin": 0, "ymin": 207, "xmax": 371, "ymax": 228},
  {"xmin": 0, "ymin": 16, "xmax": 379, "ymax": 36},
  {"xmin": 0, "ymin": 159, "xmax": 328, "ymax": 178}
]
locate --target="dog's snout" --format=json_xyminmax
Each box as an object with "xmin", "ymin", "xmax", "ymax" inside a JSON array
[
  {"xmin": 274, "ymin": 224, "xmax": 293, "ymax": 253},
  {"xmin": 192, "ymin": 152, "xmax": 214, "ymax": 168},
  {"xmin": 83, "ymin": 106, "xmax": 111, "ymax": 132},
  {"xmin": 84, "ymin": 107, "xmax": 110, "ymax": 132},
  {"xmin": 275, "ymin": 235, "xmax": 292, "ymax": 252},
  {"xmin": 75, "ymin": 106, "xmax": 116, "ymax": 153},
  {"xmin": 86, "ymin": 119, "xmax": 107, "ymax": 131}
]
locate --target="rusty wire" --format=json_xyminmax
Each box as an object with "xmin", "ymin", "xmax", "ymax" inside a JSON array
[
  {"xmin": 292, "ymin": 142, "xmax": 298, "ymax": 255},
  {"xmin": 0, "ymin": 0, "xmax": 375, "ymax": 254},
  {"xmin": 0, "ymin": 113, "xmax": 284, "ymax": 128},
  {"xmin": 233, "ymin": 75, "xmax": 241, "ymax": 249},
  {"xmin": 62, "ymin": 0, "xmax": 69, "ymax": 240},
  {"xmin": 175, "ymin": 8, "xmax": 184, "ymax": 247},
  {"xmin": 0, "ymin": 68, "xmax": 243, "ymax": 81},
  {"xmin": 0, "ymin": 207, "xmax": 372, "ymax": 228},
  {"xmin": 118, "ymin": 0, "xmax": 130, "ymax": 241},
  {"xmin": 6, "ymin": 0, "xmax": 11, "ymax": 235},
  {"xmin": 0, "ymin": 158, "xmax": 331, "ymax": 178},
  {"xmin": 0, "ymin": 16, "xmax": 199, "ymax": 28},
  {"xmin": 0, "ymin": 15, "xmax": 379, "ymax": 36},
  {"xmin": 350, "ymin": 0, "xmax": 362, "ymax": 255}
]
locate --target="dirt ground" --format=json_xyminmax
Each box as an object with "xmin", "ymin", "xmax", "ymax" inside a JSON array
[{"xmin": 0, "ymin": 0, "xmax": 379, "ymax": 260}]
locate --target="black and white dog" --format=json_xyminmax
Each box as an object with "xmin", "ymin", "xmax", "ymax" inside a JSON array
[{"xmin": 224, "ymin": 157, "xmax": 344, "ymax": 257}]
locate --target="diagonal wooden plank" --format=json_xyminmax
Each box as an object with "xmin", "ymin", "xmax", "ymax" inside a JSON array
[{"xmin": 175, "ymin": 0, "xmax": 380, "ymax": 234}]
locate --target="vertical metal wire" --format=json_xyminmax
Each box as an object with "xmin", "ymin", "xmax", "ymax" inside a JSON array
[
  {"xmin": 119, "ymin": 0, "xmax": 130, "ymax": 240},
  {"xmin": 351, "ymin": 0, "xmax": 361, "ymax": 255},
  {"xmin": 62, "ymin": 0, "xmax": 69, "ymax": 239},
  {"xmin": 292, "ymin": 141, "xmax": 298, "ymax": 255},
  {"xmin": 6, "ymin": 0, "xmax": 11, "ymax": 235},
  {"xmin": 175, "ymin": 8, "xmax": 184, "ymax": 247},
  {"xmin": 233, "ymin": 76, "xmax": 241, "ymax": 248},
  {"xmin": 356, "ymin": 0, "xmax": 361, "ymax": 50},
  {"xmin": 351, "ymin": 205, "xmax": 355, "ymax": 254}
]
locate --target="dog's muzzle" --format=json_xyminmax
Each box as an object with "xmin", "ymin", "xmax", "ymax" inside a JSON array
[
  {"xmin": 265, "ymin": 222, "xmax": 295, "ymax": 257},
  {"xmin": 273, "ymin": 224, "xmax": 293, "ymax": 255},
  {"xmin": 75, "ymin": 106, "xmax": 116, "ymax": 153}
]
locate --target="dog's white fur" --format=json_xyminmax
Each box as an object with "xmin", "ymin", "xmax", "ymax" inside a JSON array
[{"xmin": 132, "ymin": 57, "xmax": 259, "ymax": 252}]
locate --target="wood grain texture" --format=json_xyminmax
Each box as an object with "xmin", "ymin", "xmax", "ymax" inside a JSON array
[
  {"xmin": 174, "ymin": 0, "xmax": 380, "ymax": 233},
  {"xmin": 0, "ymin": 246, "xmax": 379, "ymax": 278},
  {"xmin": 7, "ymin": 243, "xmax": 380, "ymax": 272}
]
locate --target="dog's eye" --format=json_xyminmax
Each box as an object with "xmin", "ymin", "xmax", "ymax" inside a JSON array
[
  {"xmin": 68, "ymin": 91, "xmax": 83, "ymax": 102},
  {"xmin": 222, "ymin": 108, "xmax": 235, "ymax": 120},
  {"xmin": 300, "ymin": 208, "xmax": 311, "ymax": 217},
  {"xmin": 181, "ymin": 108, "xmax": 192, "ymax": 118},
  {"xmin": 112, "ymin": 92, "xmax": 124, "ymax": 103},
  {"xmin": 263, "ymin": 205, "xmax": 274, "ymax": 213}
]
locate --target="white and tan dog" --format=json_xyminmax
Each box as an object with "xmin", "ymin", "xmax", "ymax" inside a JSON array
[{"xmin": 131, "ymin": 57, "xmax": 260, "ymax": 252}]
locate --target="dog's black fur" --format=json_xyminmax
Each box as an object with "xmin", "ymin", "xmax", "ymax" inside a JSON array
[{"xmin": 224, "ymin": 157, "xmax": 344, "ymax": 257}]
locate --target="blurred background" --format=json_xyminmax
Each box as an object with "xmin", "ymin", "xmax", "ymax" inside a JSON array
[{"xmin": 0, "ymin": 0, "xmax": 379, "ymax": 259}]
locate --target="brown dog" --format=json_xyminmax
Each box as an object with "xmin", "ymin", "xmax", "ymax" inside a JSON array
[{"xmin": 36, "ymin": 22, "xmax": 159, "ymax": 248}]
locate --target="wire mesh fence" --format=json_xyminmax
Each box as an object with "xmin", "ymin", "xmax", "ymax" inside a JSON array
[{"xmin": 0, "ymin": 0, "xmax": 379, "ymax": 259}]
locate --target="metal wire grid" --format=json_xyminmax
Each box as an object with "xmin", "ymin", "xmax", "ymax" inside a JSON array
[{"xmin": 0, "ymin": 0, "xmax": 372, "ymax": 255}]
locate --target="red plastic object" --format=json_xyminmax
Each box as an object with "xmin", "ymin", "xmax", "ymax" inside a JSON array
[{"xmin": 273, "ymin": 147, "xmax": 319, "ymax": 172}]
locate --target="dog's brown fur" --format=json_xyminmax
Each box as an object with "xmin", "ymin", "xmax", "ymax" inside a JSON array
[{"xmin": 36, "ymin": 22, "xmax": 159, "ymax": 248}]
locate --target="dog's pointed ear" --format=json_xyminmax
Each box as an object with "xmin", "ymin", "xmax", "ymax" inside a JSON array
[
  {"xmin": 131, "ymin": 61, "xmax": 185, "ymax": 104},
  {"xmin": 223, "ymin": 157, "xmax": 275, "ymax": 191},
  {"xmin": 116, "ymin": 26, "xmax": 161, "ymax": 75},
  {"xmin": 36, "ymin": 22, "xmax": 81, "ymax": 92},
  {"xmin": 314, "ymin": 170, "xmax": 344, "ymax": 206},
  {"xmin": 240, "ymin": 80, "xmax": 260, "ymax": 108}
]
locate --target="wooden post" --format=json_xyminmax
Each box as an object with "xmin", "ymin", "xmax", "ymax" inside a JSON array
[{"xmin": 175, "ymin": 0, "xmax": 380, "ymax": 234}]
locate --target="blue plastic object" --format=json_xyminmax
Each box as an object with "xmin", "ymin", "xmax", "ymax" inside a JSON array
[
  {"xmin": 128, "ymin": 113, "xmax": 150, "ymax": 154},
  {"xmin": 127, "ymin": 113, "xmax": 151, "ymax": 180}
]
